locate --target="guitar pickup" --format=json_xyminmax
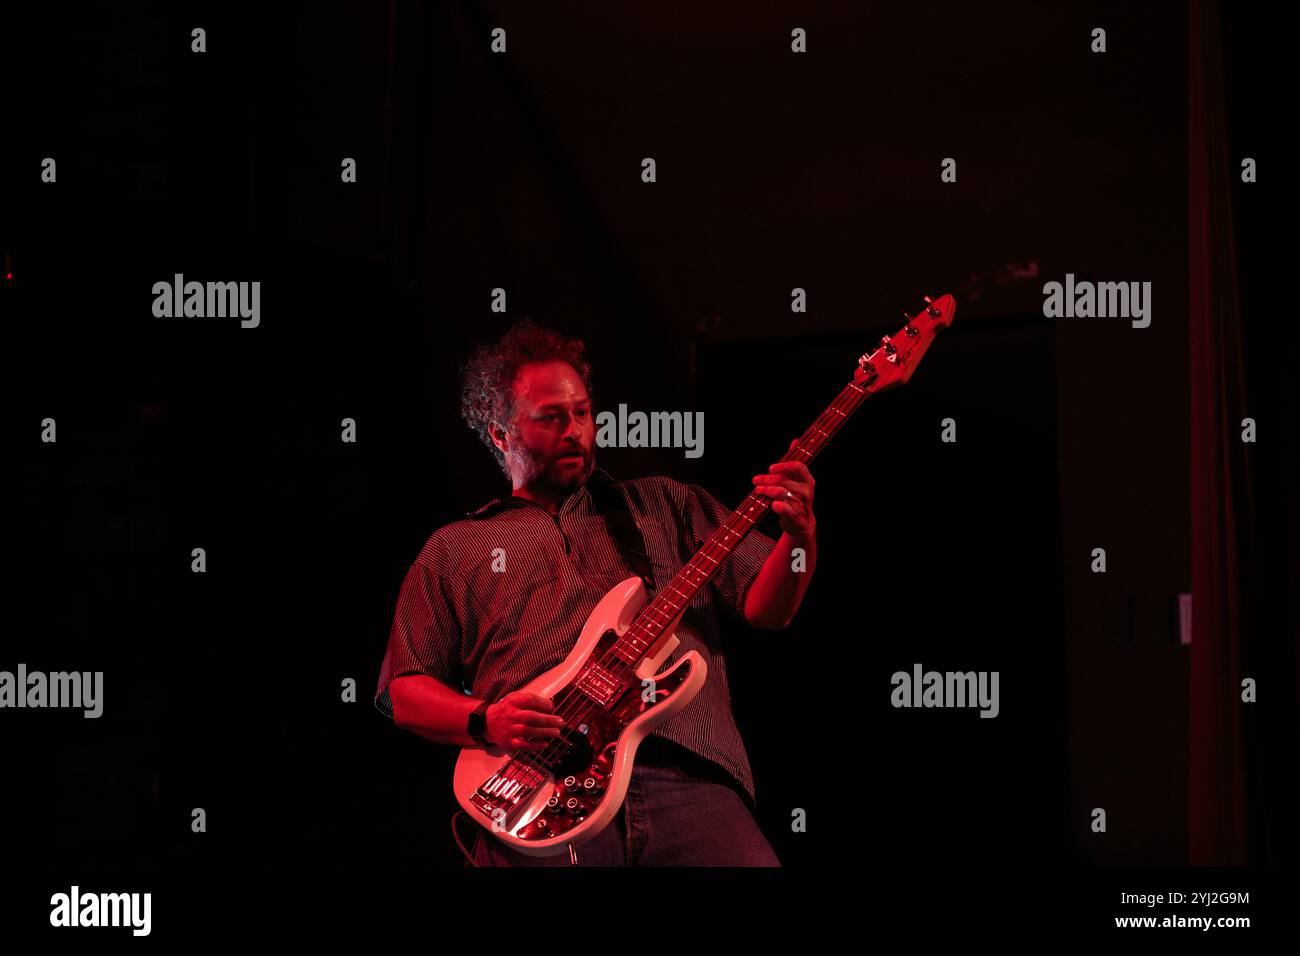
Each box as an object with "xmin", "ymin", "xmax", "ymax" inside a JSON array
[{"xmin": 574, "ymin": 661, "xmax": 628, "ymax": 708}]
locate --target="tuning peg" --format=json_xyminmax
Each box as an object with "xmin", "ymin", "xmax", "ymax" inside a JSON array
[
  {"xmin": 923, "ymin": 295, "xmax": 940, "ymax": 317},
  {"xmin": 904, "ymin": 324, "xmax": 919, "ymax": 337}
]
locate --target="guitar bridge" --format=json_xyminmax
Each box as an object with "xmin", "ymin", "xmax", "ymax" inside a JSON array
[{"xmin": 470, "ymin": 758, "xmax": 550, "ymax": 830}]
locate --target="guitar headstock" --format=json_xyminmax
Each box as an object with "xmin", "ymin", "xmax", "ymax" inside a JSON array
[{"xmin": 853, "ymin": 294, "xmax": 956, "ymax": 392}]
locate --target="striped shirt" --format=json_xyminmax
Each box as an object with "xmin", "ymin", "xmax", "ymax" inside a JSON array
[{"xmin": 374, "ymin": 466, "xmax": 779, "ymax": 807}]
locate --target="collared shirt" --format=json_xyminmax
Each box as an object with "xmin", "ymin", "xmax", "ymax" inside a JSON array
[{"xmin": 373, "ymin": 467, "xmax": 779, "ymax": 807}]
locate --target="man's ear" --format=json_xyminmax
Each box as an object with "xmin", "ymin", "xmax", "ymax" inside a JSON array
[{"xmin": 488, "ymin": 421, "xmax": 509, "ymax": 454}]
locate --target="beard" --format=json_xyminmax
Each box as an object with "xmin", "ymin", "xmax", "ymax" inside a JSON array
[{"xmin": 509, "ymin": 443, "xmax": 595, "ymax": 493}]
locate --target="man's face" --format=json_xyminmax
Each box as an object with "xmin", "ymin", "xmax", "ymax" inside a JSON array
[{"xmin": 494, "ymin": 360, "xmax": 596, "ymax": 492}]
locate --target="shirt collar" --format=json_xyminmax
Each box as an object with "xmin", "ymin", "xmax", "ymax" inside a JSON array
[{"xmin": 465, "ymin": 466, "xmax": 616, "ymax": 519}]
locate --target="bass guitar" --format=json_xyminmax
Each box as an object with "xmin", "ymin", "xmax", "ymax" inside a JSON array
[{"xmin": 455, "ymin": 293, "xmax": 957, "ymax": 856}]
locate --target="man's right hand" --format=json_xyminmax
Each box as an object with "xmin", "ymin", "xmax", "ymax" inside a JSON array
[{"xmin": 485, "ymin": 692, "xmax": 567, "ymax": 752}]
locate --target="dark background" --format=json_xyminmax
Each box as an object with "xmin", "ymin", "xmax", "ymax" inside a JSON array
[{"xmin": 3, "ymin": 0, "xmax": 1293, "ymax": 915}]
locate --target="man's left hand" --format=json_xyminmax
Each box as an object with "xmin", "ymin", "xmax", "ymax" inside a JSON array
[{"xmin": 752, "ymin": 441, "xmax": 816, "ymax": 541}]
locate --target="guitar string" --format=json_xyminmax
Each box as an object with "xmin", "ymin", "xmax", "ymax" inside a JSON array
[
  {"xmin": 487, "ymin": 380, "xmax": 868, "ymax": 810},
  {"xmin": 493, "ymin": 391, "xmax": 859, "ymax": 780},
  {"xmin": 525, "ymin": 304, "xmax": 939, "ymax": 767},
  {"xmin": 500, "ymin": 380, "xmax": 867, "ymax": 788},
  {"xmin": 486, "ymin": 361, "xmax": 881, "ymax": 817},
  {"xmin": 543, "ymin": 306, "xmax": 924, "ymax": 735}
]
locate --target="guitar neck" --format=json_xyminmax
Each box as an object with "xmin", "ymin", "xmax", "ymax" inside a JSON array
[
  {"xmin": 609, "ymin": 376, "xmax": 876, "ymax": 664},
  {"xmin": 606, "ymin": 291, "xmax": 956, "ymax": 665}
]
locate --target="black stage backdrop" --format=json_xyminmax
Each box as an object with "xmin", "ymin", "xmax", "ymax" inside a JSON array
[{"xmin": 3, "ymin": 0, "xmax": 1295, "ymax": 940}]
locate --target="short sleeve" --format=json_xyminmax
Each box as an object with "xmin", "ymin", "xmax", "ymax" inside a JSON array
[
  {"xmin": 373, "ymin": 536, "xmax": 472, "ymax": 720},
  {"xmin": 685, "ymin": 483, "xmax": 778, "ymax": 625}
]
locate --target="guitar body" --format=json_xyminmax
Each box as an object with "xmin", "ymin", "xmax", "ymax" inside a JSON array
[{"xmin": 453, "ymin": 576, "xmax": 707, "ymax": 857}]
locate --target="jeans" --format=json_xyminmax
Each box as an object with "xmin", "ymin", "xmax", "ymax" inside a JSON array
[{"xmin": 470, "ymin": 738, "xmax": 781, "ymax": 867}]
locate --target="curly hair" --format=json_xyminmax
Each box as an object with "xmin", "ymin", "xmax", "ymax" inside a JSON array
[{"xmin": 460, "ymin": 318, "xmax": 595, "ymax": 477}]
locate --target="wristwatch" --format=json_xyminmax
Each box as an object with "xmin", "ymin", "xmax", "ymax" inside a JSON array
[{"xmin": 467, "ymin": 701, "xmax": 492, "ymax": 745}]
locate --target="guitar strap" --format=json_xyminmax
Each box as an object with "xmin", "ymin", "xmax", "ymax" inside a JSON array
[{"xmin": 588, "ymin": 473, "xmax": 657, "ymax": 593}]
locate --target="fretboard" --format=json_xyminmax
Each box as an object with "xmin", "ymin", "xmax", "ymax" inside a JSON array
[{"xmin": 608, "ymin": 375, "xmax": 875, "ymax": 664}]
